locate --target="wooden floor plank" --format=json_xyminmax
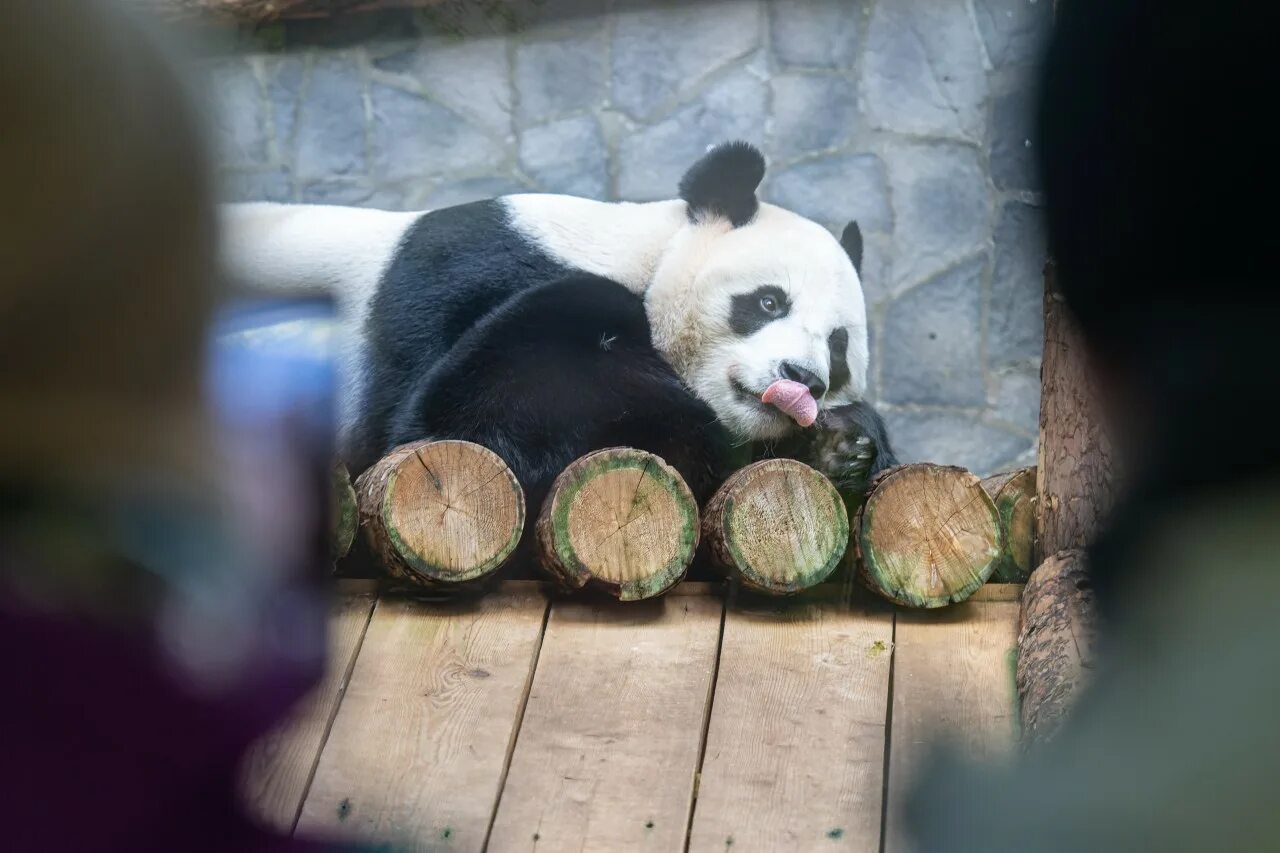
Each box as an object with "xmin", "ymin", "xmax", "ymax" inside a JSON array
[
  {"xmin": 967, "ymin": 583, "xmax": 1024, "ymax": 602},
  {"xmin": 882, "ymin": 601, "xmax": 1020, "ymax": 853},
  {"xmin": 487, "ymin": 595, "xmax": 724, "ymax": 852},
  {"xmin": 295, "ymin": 587, "xmax": 549, "ymax": 851},
  {"xmin": 240, "ymin": 588, "xmax": 377, "ymax": 831},
  {"xmin": 688, "ymin": 598, "xmax": 894, "ymax": 853}
]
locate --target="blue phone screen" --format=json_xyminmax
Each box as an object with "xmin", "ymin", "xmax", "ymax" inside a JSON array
[{"xmin": 207, "ymin": 296, "xmax": 339, "ymax": 452}]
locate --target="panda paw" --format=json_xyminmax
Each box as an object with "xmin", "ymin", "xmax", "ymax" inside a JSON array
[
  {"xmin": 756, "ymin": 402, "xmax": 894, "ymax": 501},
  {"xmin": 814, "ymin": 433, "xmax": 877, "ymax": 498}
]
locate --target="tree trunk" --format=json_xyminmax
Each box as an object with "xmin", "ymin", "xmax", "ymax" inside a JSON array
[
  {"xmin": 702, "ymin": 459, "xmax": 848, "ymax": 595},
  {"xmin": 535, "ymin": 448, "xmax": 699, "ymax": 601},
  {"xmin": 1036, "ymin": 259, "xmax": 1114, "ymax": 561},
  {"xmin": 1022, "ymin": 240, "xmax": 1115, "ymax": 738},
  {"xmin": 330, "ymin": 461, "xmax": 358, "ymax": 564},
  {"xmin": 1016, "ymin": 550, "xmax": 1098, "ymax": 744},
  {"xmin": 980, "ymin": 467, "xmax": 1037, "ymax": 582},
  {"xmin": 356, "ymin": 440, "xmax": 524, "ymax": 587},
  {"xmin": 853, "ymin": 464, "xmax": 1001, "ymax": 608},
  {"xmin": 1023, "ymin": 255, "xmax": 1113, "ymax": 738}
]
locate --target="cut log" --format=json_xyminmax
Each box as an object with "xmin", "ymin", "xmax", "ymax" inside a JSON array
[
  {"xmin": 330, "ymin": 461, "xmax": 358, "ymax": 563},
  {"xmin": 981, "ymin": 467, "xmax": 1037, "ymax": 583},
  {"xmin": 356, "ymin": 440, "xmax": 524, "ymax": 586},
  {"xmin": 1016, "ymin": 549, "xmax": 1098, "ymax": 745},
  {"xmin": 702, "ymin": 458, "xmax": 848, "ymax": 595},
  {"xmin": 535, "ymin": 448, "xmax": 699, "ymax": 601},
  {"xmin": 1036, "ymin": 259, "xmax": 1114, "ymax": 562},
  {"xmin": 854, "ymin": 464, "xmax": 1001, "ymax": 608}
]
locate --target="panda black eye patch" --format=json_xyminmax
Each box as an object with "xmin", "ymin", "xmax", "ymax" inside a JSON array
[
  {"xmin": 828, "ymin": 328, "xmax": 851, "ymax": 394},
  {"xmin": 730, "ymin": 285, "xmax": 790, "ymax": 336}
]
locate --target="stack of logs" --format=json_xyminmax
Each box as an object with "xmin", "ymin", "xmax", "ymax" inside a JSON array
[
  {"xmin": 330, "ymin": 440, "xmax": 1038, "ymax": 606},
  {"xmin": 325, "ymin": 262, "xmax": 1101, "ymax": 743}
]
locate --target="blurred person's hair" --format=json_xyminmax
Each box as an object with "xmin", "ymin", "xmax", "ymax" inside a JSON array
[
  {"xmin": 1038, "ymin": 0, "xmax": 1274, "ymax": 487},
  {"xmin": 1, "ymin": 0, "xmax": 219, "ymax": 493},
  {"xmin": 1038, "ymin": 0, "xmax": 1275, "ymax": 608}
]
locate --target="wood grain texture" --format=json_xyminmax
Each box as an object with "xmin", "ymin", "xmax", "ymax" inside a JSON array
[
  {"xmin": 357, "ymin": 440, "xmax": 525, "ymax": 587},
  {"xmin": 240, "ymin": 590, "xmax": 376, "ymax": 831},
  {"xmin": 855, "ymin": 464, "xmax": 1001, "ymax": 608},
  {"xmin": 487, "ymin": 595, "xmax": 723, "ymax": 852},
  {"xmin": 331, "ymin": 461, "xmax": 358, "ymax": 564},
  {"xmin": 702, "ymin": 459, "xmax": 849, "ymax": 595},
  {"xmin": 1036, "ymin": 259, "xmax": 1114, "ymax": 562},
  {"xmin": 536, "ymin": 448, "xmax": 699, "ymax": 601},
  {"xmin": 966, "ymin": 583, "xmax": 1024, "ymax": 603},
  {"xmin": 688, "ymin": 599, "xmax": 893, "ymax": 852},
  {"xmin": 295, "ymin": 588, "xmax": 548, "ymax": 851},
  {"xmin": 1017, "ymin": 550, "xmax": 1097, "ymax": 744},
  {"xmin": 884, "ymin": 601, "xmax": 1021, "ymax": 853},
  {"xmin": 980, "ymin": 468, "xmax": 1037, "ymax": 583}
]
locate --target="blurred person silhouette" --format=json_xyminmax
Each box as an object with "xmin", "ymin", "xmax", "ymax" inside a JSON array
[
  {"xmin": 905, "ymin": 1, "xmax": 1279, "ymax": 850},
  {"xmin": 1, "ymin": 2, "xmax": 380, "ymax": 850}
]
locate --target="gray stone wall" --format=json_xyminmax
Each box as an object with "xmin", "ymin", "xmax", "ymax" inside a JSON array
[{"xmin": 200, "ymin": 0, "xmax": 1051, "ymax": 475}]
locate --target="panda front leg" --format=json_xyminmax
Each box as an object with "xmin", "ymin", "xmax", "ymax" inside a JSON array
[{"xmin": 763, "ymin": 400, "xmax": 899, "ymax": 499}]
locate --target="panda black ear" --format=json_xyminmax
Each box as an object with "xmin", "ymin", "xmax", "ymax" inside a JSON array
[
  {"xmin": 840, "ymin": 221, "xmax": 863, "ymax": 275},
  {"xmin": 678, "ymin": 141, "xmax": 766, "ymax": 228}
]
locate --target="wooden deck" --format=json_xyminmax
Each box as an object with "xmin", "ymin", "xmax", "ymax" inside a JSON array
[{"xmin": 242, "ymin": 581, "xmax": 1021, "ymax": 852}]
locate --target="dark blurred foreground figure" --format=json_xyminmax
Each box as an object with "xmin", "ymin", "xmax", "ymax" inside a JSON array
[
  {"xmin": 906, "ymin": 1, "xmax": 1279, "ymax": 850},
  {"xmin": 0, "ymin": 2, "xmax": 379, "ymax": 851}
]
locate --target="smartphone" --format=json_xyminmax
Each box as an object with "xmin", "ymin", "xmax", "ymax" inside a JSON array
[{"xmin": 206, "ymin": 294, "xmax": 340, "ymax": 589}]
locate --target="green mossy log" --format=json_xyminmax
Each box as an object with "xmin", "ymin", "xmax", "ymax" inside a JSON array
[
  {"xmin": 330, "ymin": 461, "xmax": 358, "ymax": 564},
  {"xmin": 356, "ymin": 440, "xmax": 525, "ymax": 587},
  {"xmin": 854, "ymin": 463, "xmax": 1001, "ymax": 608},
  {"xmin": 702, "ymin": 459, "xmax": 849, "ymax": 595},
  {"xmin": 535, "ymin": 448, "xmax": 699, "ymax": 601},
  {"xmin": 981, "ymin": 467, "xmax": 1038, "ymax": 583}
]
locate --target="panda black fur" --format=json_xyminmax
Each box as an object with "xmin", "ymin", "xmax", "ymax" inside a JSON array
[
  {"xmin": 222, "ymin": 141, "xmax": 896, "ymax": 539},
  {"xmin": 385, "ymin": 270, "xmax": 732, "ymax": 514}
]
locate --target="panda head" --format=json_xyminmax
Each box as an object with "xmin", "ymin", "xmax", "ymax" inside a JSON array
[{"xmin": 645, "ymin": 141, "xmax": 869, "ymax": 441}]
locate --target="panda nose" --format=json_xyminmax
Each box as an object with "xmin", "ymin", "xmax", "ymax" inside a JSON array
[{"xmin": 779, "ymin": 361, "xmax": 827, "ymax": 399}]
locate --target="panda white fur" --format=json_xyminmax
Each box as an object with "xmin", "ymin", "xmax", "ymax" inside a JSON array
[{"xmin": 221, "ymin": 141, "xmax": 896, "ymax": 519}]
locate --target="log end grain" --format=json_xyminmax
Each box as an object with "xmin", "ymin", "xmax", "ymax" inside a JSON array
[
  {"xmin": 703, "ymin": 458, "xmax": 849, "ymax": 595},
  {"xmin": 981, "ymin": 467, "xmax": 1037, "ymax": 583},
  {"xmin": 535, "ymin": 448, "xmax": 699, "ymax": 601},
  {"xmin": 855, "ymin": 463, "xmax": 1001, "ymax": 608},
  {"xmin": 330, "ymin": 461, "xmax": 359, "ymax": 564},
  {"xmin": 356, "ymin": 440, "xmax": 525, "ymax": 586}
]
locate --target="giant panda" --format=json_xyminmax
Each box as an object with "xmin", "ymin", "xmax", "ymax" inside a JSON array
[{"xmin": 221, "ymin": 141, "xmax": 896, "ymax": 536}]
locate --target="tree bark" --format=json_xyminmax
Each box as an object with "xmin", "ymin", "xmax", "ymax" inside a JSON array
[
  {"xmin": 1023, "ymin": 247, "xmax": 1113, "ymax": 738},
  {"xmin": 702, "ymin": 459, "xmax": 848, "ymax": 595},
  {"xmin": 356, "ymin": 440, "xmax": 524, "ymax": 587},
  {"xmin": 1036, "ymin": 259, "xmax": 1114, "ymax": 561},
  {"xmin": 981, "ymin": 467, "xmax": 1037, "ymax": 583},
  {"xmin": 535, "ymin": 448, "xmax": 699, "ymax": 601},
  {"xmin": 853, "ymin": 464, "xmax": 1001, "ymax": 608},
  {"xmin": 1016, "ymin": 549, "xmax": 1098, "ymax": 744}
]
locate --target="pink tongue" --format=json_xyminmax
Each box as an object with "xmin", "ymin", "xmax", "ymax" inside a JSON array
[{"xmin": 761, "ymin": 379, "xmax": 818, "ymax": 428}]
